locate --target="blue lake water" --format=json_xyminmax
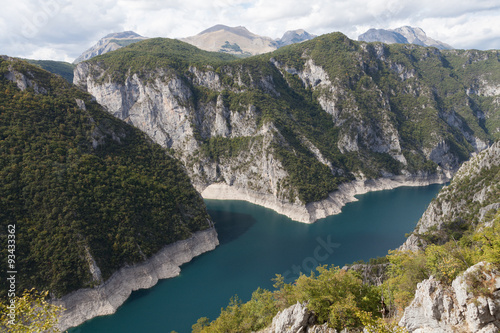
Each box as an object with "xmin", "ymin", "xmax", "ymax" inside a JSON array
[{"xmin": 70, "ymin": 184, "xmax": 442, "ymax": 333}]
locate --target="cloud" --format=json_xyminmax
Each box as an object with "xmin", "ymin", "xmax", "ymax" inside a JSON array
[{"xmin": 1, "ymin": 0, "xmax": 499, "ymax": 62}]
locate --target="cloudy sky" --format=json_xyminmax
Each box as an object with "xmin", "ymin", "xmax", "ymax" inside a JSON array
[{"xmin": 1, "ymin": 0, "xmax": 500, "ymax": 62}]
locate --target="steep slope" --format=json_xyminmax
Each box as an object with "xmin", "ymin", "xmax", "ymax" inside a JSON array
[
  {"xmin": 181, "ymin": 25, "xmax": 278, "ymax": 56},
  {"xmin": 74, "ymin": 33, "xmax": 500, "ymax": 222},
  {"xmin": 73, "ymin": 31, "xmax": 148, "ymax": 64},
  {"xmin": 0, "ymin": 56, "xmax": 217, "ymax": 300},
  {"xmin": 395, "ymin": 141, "xmax": 500, "ymax": 332},
  {"xmin": 402, "ymin": 140, "xmax": 500, "ymax": 250},
  {"xmin": 359, "ymin": 26, "xmax": 453, "ymax": 50}
]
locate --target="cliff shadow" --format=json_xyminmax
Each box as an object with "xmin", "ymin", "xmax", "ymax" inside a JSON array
[{"xmin": 208, "ymin": 209, "xmax": 256, "ymax": 245}]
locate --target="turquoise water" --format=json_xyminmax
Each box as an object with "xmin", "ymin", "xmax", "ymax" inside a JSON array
[{"xmin": 70, "ymin": 184, "xmax": 441, "ymax": 333}]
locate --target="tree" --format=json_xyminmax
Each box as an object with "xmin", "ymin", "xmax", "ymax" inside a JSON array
[{"xmin": 0, "ymin": 289, "xmax": 64, "ymax": 333}]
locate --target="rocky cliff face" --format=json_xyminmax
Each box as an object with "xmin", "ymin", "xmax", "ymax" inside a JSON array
[
  {"xmin": 259, "ymin": 302, "xmax": 337, "ymax": 333},
  {"xmin": 401, "ymin": 140, "xmax": 500, "ymax": 251},
  {"xmin": 400, "ymin": 262, "xmax": 500, "ymax": 333},
  {"xmin": 73, "ymin": 34, "xmax": 500, "ymax": 222}
]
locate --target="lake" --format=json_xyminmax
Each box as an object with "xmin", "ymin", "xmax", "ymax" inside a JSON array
[{"xmin": 70, "ymin": 184, "xmax": 442, "ymax": 333}]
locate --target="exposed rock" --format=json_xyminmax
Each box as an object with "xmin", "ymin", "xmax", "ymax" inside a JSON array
[
  {"xmin": 260, "ymin": 302, "xmax": 338, "ymax": 333},
  {"xmin": 400, "ymin": 262, "xmax": 500, "ymax": 332},
  {"xmin": 3, "ymin": 58, "xmax": 48, "ymax": 94},
  {"xmin": 358, "ymin": 26, "xmax": 453, "ymax": 50},
  {"xmin": 52, "ymin": 228, "xmax": 219, "ymax": 332},
  {"xmin": 181, "ymin": 25, "xmax": 278, "ymax": 56},
  {"xmin": 401, "ymin": 141, "xmax": 500, "ymax": 251},
  {"xmin": 263, "ymin": 302, "xmax": 315, "ymax": 333},
  {"xmin": 343, "ymin": 263, "xmax": 389, "ymax": 286},
  {"xmin": 73, "ymin": 31, "xmax": 148, "ymax": 64},
  {"xmin": 277, "ymin": 30, "xmax": 317, "ymax": 47}
]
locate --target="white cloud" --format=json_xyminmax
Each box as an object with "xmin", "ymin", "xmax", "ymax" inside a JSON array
[{"xmin": 1, "ymin": 0, "xmax": 499, "ymax": 62}]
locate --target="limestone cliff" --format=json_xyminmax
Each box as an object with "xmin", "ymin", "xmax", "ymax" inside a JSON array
[
  {"xmin": 73, "ymin": 34, "xmax": 500, "ymax": 223},
  {"xmin": 400, "ymin": 262, "xmax": 500, "ymax": 333}
]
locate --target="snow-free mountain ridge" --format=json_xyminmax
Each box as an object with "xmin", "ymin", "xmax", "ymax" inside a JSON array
[{"xmin": 358, "ymin": 26, "xmax": 453, "ymax": 49}]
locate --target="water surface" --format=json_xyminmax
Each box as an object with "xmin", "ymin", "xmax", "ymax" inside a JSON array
[{"xmin": 71, "ymin": 184, "xmax": 441, "ymax": 333}]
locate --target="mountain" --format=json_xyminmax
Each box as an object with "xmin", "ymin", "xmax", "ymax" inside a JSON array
[
  {"xmin": 73, "ymin": 31, "xmax": 148, "ymax": 64},
  {"xmin": 277, "ymin": 29, "xmax": 317, "ymax": 47},
  {"xmin": 0, "ymin": 56, "xmax": 217, "ymax": 321},
  {"xmin": 181, "ymin": 24, "xmax": 278, "ymax": 56},
  {"xmin": 73, "ymin": 27, "xmax": 316, "ymax": 63},
  {"xmin": 181, "ymin": 25, "xmax": 316, "ymax": 57},
  {"xmin": 74, "ymin": 33, "xmax": 500, "ymax": 224},
  {"xmin": 358, "ymin": 26, "xmax": 453, "ymax": 50}
]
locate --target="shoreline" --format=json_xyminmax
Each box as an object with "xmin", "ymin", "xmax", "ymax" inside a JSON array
[
  {"xmin": 201, "ymin": 174, "xmax": 451, "ymax": 223},
  {"xmin": 53, "ymin": 228, "xmax": 219, "ymax": 332}
]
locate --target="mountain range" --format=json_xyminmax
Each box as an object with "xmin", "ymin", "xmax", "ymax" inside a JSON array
[
  {"xmin": 73, "ymin": 25, "xmax": 316, "ymax": 63},
  {"xmin": 358, "ymin": 26, "xmax": 453, "ymax": 49}
]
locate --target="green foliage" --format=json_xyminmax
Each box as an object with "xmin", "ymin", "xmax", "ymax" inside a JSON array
[
  {"xmin": 474, "ymin": 212, "xmax": 500, "ymax": 265},
  {"xmin": 196, "ymin": 266, "xmax": 384, "ymax": 332},
  {"xmin": 0, "ymin": 289, "xmax": 64, "ymax": 333},
  {"xmin": 0, "ymin": 58, "xmax": 211, "ymax": 297},
  {"xmin": 24, "ymin": 59, "xmax": 75, "ymax": 83},
  {"xmin": 87, "ymin": 38, "xmax": 237, "ymax": 83}
]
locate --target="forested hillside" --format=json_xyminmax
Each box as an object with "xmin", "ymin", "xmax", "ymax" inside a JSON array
[{"xmin": 0, "ymin": 57, "xmax": 212, "ymax": 297}]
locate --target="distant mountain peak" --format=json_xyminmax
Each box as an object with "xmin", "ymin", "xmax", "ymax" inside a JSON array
[
  {"xmin": 358, "ymin": 26, "xmax": 453, "ymax": 50},
  {"xmin": 182, "ymin": 25, "xmax": 316, "ymax": 56},
  {"xmin": 103, "ymin": 31, "xmax": 143, "ymax": 39},
  {"xmin": 278, "ymin": 29, "xmax": 317, "ymax": 47},
  {"xmin": 73, "ymin": 31, "xmax": 148, "ymax": 64},
  {"xmin": 197, "ymin": 25, "xmax": 258, "ymax": 40}
]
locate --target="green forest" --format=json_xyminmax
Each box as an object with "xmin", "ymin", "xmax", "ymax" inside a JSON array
[{"xmin": 0, "ymin": 58, "xmax": 212, "ymax": 297}]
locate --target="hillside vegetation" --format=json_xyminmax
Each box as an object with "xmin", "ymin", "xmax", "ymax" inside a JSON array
[
  {"xmin": 24, "ymin": 59, "xmax": 75, "ymax": 83},
  {"xmin": 0, "ymin": 57, "xmax": 212, "ymax": 297}
]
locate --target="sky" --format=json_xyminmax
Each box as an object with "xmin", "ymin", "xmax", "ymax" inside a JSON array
[{"xmin": 1, "ymin": 0, "xmax": 500, "ymax": 63}]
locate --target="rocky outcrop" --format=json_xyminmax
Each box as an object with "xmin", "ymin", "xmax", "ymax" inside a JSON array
[
  {"xmin": 73, "ymin": 31, "xmax": 148, "ymax": 64},
  {"xmin": 400, "ymin": 262, "xmax": 500, "ymax": 333},
  {"xmin": 358, "ymin": 26, "xmax": 453, "ymax": 50},
  {"xmin": 52, "ymin": 228, "xmax": 219, "ymax": 332},
  {"xmin": 260, "ymin": 302, "xmax": 337, "ymax": 333},
  {"xmin": 401, "ymin": 141, "xmax": 500, "ymax": 251}
]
